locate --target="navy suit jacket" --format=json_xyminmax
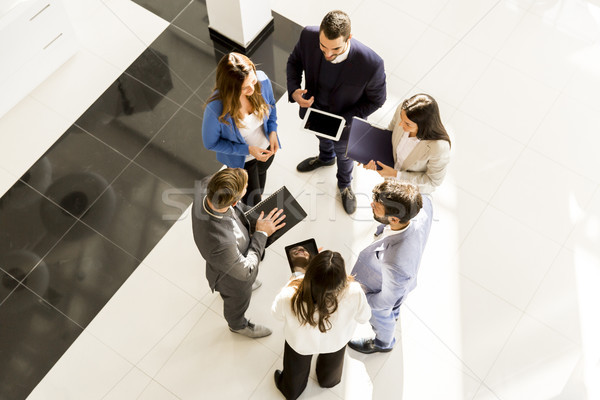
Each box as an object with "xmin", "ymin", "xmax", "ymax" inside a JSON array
[{"xmin": 286, "ymin": 26, "xmax": 386, "ymax": 127}]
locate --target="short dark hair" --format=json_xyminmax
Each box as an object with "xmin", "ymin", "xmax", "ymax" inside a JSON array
[
  {"xmin": 372, "ymin": 181, "xmax": 422, "ymax": 223},
  {"xmin": 206, "ymin": 168, "xmax": 248, "ymax": 209},
  {"xmin": 319, "ymin": 10, "xmax": 351, "ymax": 41}
]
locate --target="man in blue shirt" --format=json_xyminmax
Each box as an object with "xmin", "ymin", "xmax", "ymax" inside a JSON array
[{"xmin": 349, "ymin": 181, "xmax": 432, "ymax": 353}]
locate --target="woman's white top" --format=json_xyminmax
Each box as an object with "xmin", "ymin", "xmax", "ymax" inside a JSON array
[
  {"xmin": 394, "ymin": 131, "xmax": 420, "ymax": 178},
  {"xmin": 271, "ymin": 280, "xmax": 371, "ymax": 355},
  {"xmin": 238, "ymin": 112, "xmax": 268, "ymax": 161}
]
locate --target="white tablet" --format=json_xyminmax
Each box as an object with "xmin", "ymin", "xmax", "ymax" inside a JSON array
[{"xmin": 301, "ymin": 107, "xmax": 346, "ymax": 141}]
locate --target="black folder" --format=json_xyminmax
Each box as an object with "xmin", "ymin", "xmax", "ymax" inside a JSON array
[
  {"xmin": 346, "ymin": 117, "xmax": 395, "ymax": 170},
  {"xmin": 244, "ymin": 186, "xmax": 307, "ymax": 247}
]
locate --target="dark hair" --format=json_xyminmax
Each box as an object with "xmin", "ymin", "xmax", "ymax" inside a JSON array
[
  {"xmin": 402, "ymin": 94, "xmax": 451, "ymax": 147},
  {"xmin": 206, "ymin": 168, "xmax": 248, "ymax": 209},
  {"xmin": 290, "ymin": 251, "xmax": 352, "ymax": 333},
  {"xmin": 208, "ymin": 53, "xmax": 269, "ymax": 126},
  {"xmin": 372, "ymin": 181, "xmax": 422, "ymax": 224},
  {"xmin": 319, "ymin": 10, "xmax": 351, "ymax": 41}
]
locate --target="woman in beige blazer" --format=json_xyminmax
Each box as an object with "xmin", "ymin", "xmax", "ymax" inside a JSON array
[{"xmin": 363, "ymin": 94, "xmax": 451, "ymax": 194}]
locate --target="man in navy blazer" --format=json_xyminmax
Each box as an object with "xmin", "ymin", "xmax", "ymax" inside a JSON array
[{"xmin": 287, "ymin": 10, "xmax": 386, "ymax": 214}]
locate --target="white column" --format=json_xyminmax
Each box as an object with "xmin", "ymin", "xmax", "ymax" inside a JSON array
[{"xmin": 206, "ymin": 0, "xmax": 272, "ymax": 49}]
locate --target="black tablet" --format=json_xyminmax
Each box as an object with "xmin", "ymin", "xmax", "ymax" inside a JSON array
[
  {"xmin": 284, "ymin": 238, "xmax": 318, "ymax": 273},
  {"xmin": 301, "ymin": 108, "xmax": 345, "ymax": 141}
]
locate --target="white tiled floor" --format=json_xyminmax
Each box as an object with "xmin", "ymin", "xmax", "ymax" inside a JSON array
[
  {"xmin": 19, "ymin": 0, "xmax": 600, "ymax": 399},
  {"xmin": 0, "ymin": 0, "xmax": 168, "ymax": 198}
]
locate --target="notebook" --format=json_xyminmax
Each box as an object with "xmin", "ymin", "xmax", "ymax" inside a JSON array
[
  {"xmin": 346, "ymin": 117, "xmax": 395, "ymax": 170},
  {"xmin": 284, "ymin": 238, "xmax": 318, "ymax": 273},
  {"xmin": 301, "ymin": 107, "xmax": 345, "ymax": 141},
  {"xmin": 244, "ymin": 186, "xmax": 307, "ymax": 247}
]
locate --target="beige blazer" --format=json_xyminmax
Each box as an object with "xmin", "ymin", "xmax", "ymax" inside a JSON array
[{"xmin": 387, "ymin": 105, "xmax": 450, "ymax": 194}]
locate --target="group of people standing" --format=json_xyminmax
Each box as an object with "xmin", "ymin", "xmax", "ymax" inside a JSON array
[{"xmin": 193, "ymin": 9, "xmax": 451, "ymax": 400}]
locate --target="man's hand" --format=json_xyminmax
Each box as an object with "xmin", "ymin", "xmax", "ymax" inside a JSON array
[
  {"xmin": 291, "ymin": 89, "xmax": 314, "ymax": 108},
  {"xmin": 249, "ymin": 146, "xmax": 273, "ymax": 162},
  {"xmin": 255, "ymin": 208, "xmax": 286, "ymax": 236}
]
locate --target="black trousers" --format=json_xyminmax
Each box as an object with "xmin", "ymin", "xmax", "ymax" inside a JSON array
[
  {"xmin": 242, "ymin": 152, "xmax": 274, "ymax": 207},
  {"xmin": 276, "ymin": 341, "xmax": 346, "ymax": 400}
]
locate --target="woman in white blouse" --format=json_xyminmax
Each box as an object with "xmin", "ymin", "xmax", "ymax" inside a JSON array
[
  {"xmin": 272, "ymin": 251, "xmax": 370, "ymax": 400},
  {"xmin": 363, "ymin": 93, "xmax": 451, "ymax": 194}
]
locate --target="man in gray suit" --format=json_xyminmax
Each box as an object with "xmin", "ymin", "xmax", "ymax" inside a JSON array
[
  {"xmin": 348, "ymin": 181, "xmax": 432, "ymax": 353},
  {"xmin": 192, "ymin": 168, "xmax": 285, "ymax": 338}
]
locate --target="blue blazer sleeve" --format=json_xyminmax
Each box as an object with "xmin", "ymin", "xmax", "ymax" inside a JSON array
[
  {"xmin": 202, "ymin": 99, "xmax": 250, "ymax": 156},
  {"xmin": 257, "ymin": 71, "xmax": 278, "ymax": 135}
]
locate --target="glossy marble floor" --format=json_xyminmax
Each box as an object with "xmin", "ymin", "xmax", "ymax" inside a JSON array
[{"xmin": 1, "ymin": 0, "xmax": 599, "ymax": 399}]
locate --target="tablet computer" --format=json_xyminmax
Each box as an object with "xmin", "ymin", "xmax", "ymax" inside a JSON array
[
  {"xmin": 284, "ymin": 238, "xmax": 318, "ymax": 273},
  {"xmin": 301, "ymin": 108, "xmax": 345, "ymax": 141}
]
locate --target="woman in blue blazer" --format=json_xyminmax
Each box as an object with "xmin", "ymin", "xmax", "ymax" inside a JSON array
[{"xmin": 203, "ymin": 53, "xmax": 280, "ymax": 206}]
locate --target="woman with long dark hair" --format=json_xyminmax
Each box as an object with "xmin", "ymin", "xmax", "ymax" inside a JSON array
[
  {"xmin": 202, "ymin": 52, "xmax": 280, "ymax": 206},
  {"xmin": 363, "ymin": 93, "xmax": 451, "ymax": 194},
  {"xmin": 271, "ymin": 251, "xmax": 370, "ymax": 399}
]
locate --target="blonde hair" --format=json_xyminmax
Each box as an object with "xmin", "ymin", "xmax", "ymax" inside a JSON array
[{"xmin": 207, "ymin": 168, "xmax": 248, "ymax": 208}]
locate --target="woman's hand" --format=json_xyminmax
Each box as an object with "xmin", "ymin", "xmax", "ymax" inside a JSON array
[
  {"xmin": 360, "ymin": 160, "xmax": 378, "ymax": 171},
  {"xmin": 269, "ymin": 131, "xmax": 279, "ymax": 153},
  {"xmin": 376, "ymin": 161, "xmax": 397, "ymax": 178},
  {"xmin": 248, "ymin": 145, "xmax": 273, "ymax": 162}
]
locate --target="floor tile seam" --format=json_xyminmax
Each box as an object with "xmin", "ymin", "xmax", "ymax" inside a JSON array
[
  {"xmin": 524, "ymin": 144, "xmax": 600, "ymax": 186},
  {"xmin": 402, "ymin": 303, "xmax": 485, "ymax": 383},
  {"xmin": 380, "ymin": 0, "xmax": 450, "ymax": 26},
  {"xmin": 127, "ymin": 297, "xmax": 208, "ymax": 373},
  {"xmin": 7, "ymin": 278, "xmax": 88, "ymax": 331},
  {"xmin": 248, "ymin": 357, "xmax": 280, "ymax": 399},
  {"xmin": 145, "ymin": 377, "xmax": 184, "ymax": 399},
  {"xmin": 525, "ymin": 5, "xmax": 600, "ymax": 46},
  {"xmin": 457, "ymin": 267, "xmax": 541, "ymax": 315},
  {"xmin": 454, "ymin": 273, "xmax": 548, "ymax": 393},
  {"xmin": 150, "ymin": 305, "xmax": 222, "ymax": 381},
  {"xmin": 448, "ymin": 5, "xmax": 531, "ymax": 113},
  {"xmin": 470, "ymin": 381, "xmax": 501, "ymax": 400},
  {"xmin": 99, "ymin": 0, "xmax": 171, "ymax": 44},
  {"xmin": 403, "ymin": 0, "xmax": 504, "ymax": 92},
  {"xmin": 457, "ymin": 249, "xmax": 581, "ymax": 347},
  {"xmin": 15, "ymin": 157, "xmax": 150, "ymax": 263},
  {"xmin": 168, "ymin": 0, "xmax": 195, "ymax": 23},
  {"xmin": 126, "ymin": 99, "xmax": 187, "ymax": 161},
  {"xmin": 143, "ymin": 261, "xmax": 205, "ymax": 302},
  {"xmin": 0, "ymin": 284, "xmax": 17, "ymax": 307},
  {"xmin": 169, "ymin": 18, "xmax": 214, "ymax": 50},
  {"xmin": 202, "ymin": 293, "xmax": 283, "ymax": 359},
  {"xmin": 481, "ymin": 158, "xmax": 594, "ymax": 244},
  {"xmin": 477, "ymin": 308, "xmax": 526, "ymax": 391},
  {"xmin": 13, "ymin": 200, "xmax": 80, "ymax": 283},
  {"xmin": 489, "ymin": 48, "xmax": 574, "ymax": 94},
  {"xmin": 13, "ymin": 126, "xmax": 138, "ymax": 224},
  {"xmin": 99, "ymin": 363, "xmax": 141, "ymax": 400},
  {"xmin": 521, "ymin": 305, "xmax": 584, "ymax": 347}
]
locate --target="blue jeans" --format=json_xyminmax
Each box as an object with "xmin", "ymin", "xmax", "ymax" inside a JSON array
[{"xmin": 317, "ymin": 128, "xmax": 353, "ymax": 189}]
